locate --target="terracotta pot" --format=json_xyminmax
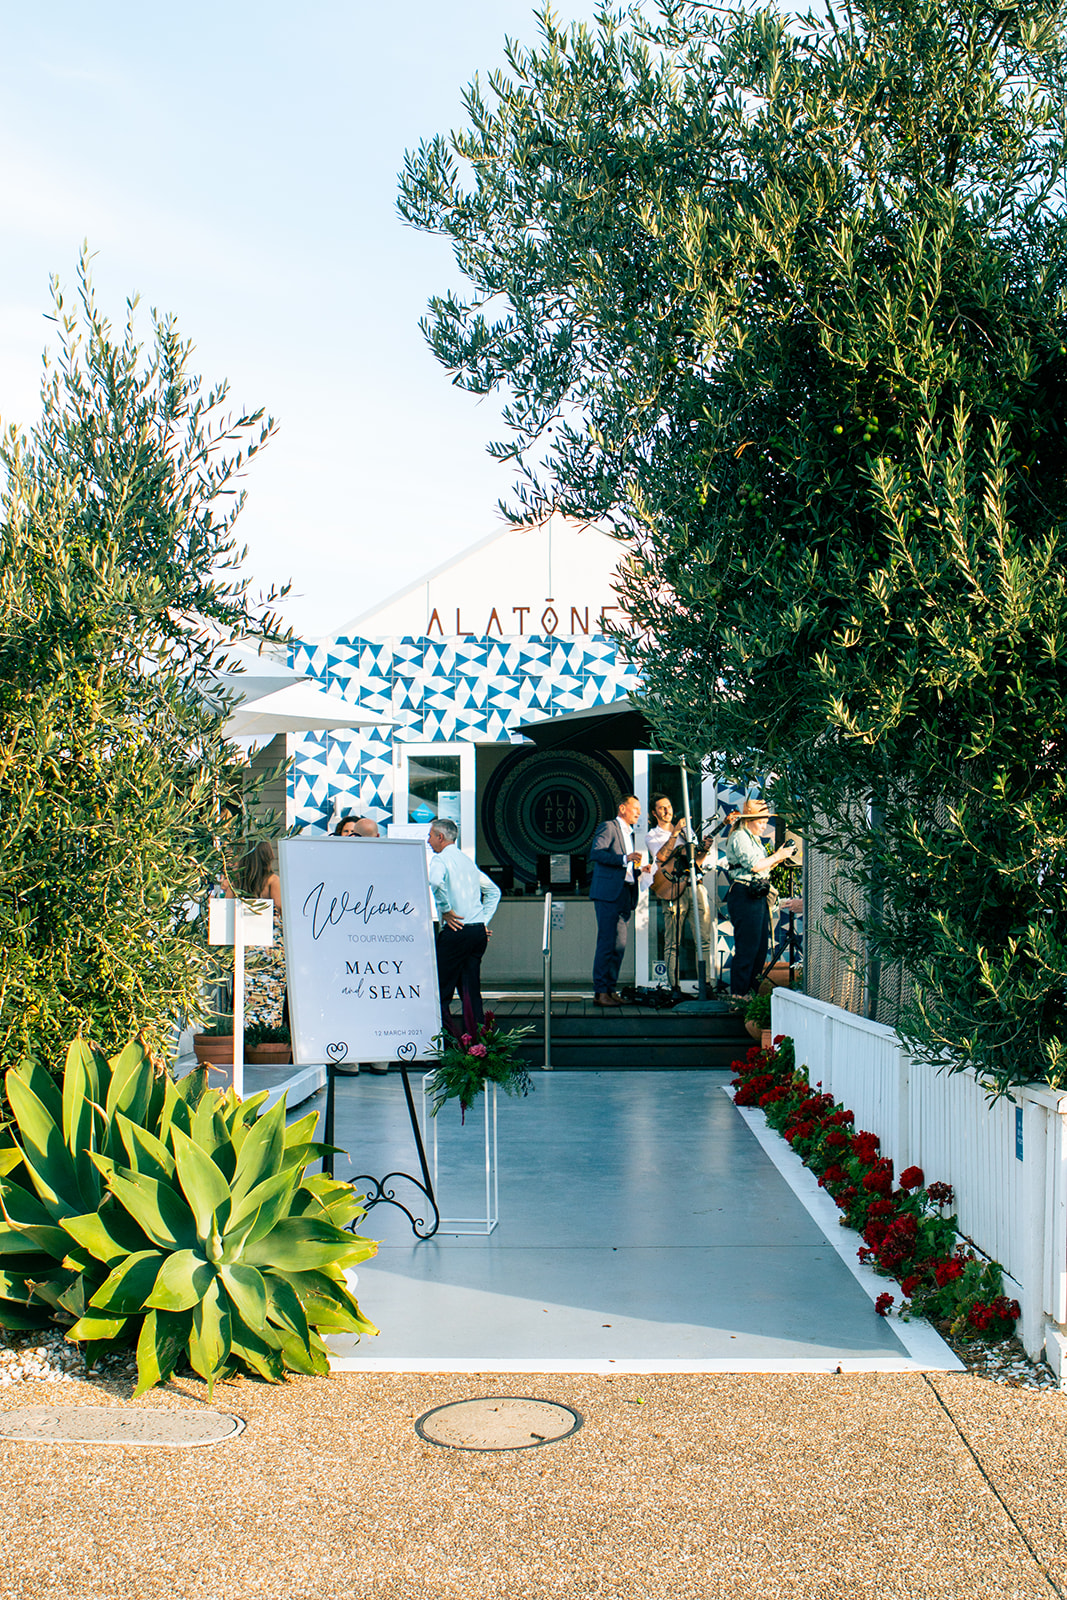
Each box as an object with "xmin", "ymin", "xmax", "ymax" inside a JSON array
[
  {"xmin": 761, "ymin": 1028, "xmax": 773, "ymax": 1050},
  {"xmin": 760, "ymin": 963, "xmax": 793, "ymax": 991},
  {"xmin": 744, "ymin": 1018, "xmax": 763, "ymax": 1042},
  {"xmin": 192, "ymin": 1034, "xmax": 234, "ymax": 1069},
  {"xmin": 247, "ymin": 1043, "xmax": 292, "ymax": 1066}
]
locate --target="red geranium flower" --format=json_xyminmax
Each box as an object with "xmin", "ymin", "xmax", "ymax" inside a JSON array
[
  {"xmin": 926, "ymin": 1181, "xmax": 954, "ymax": 1207},
  {"xmin": 875, "ymin": 1292, "xmax": 894, "ymax": 1316},
  {"xmin": 899, "ymin": 1166, "xmax": 924, "ymax": 1190},
  {"xmin": 933, "ymin": 1258, "xmax": 964, "ymax": 1287},
  {"xmin": 901, "ymin": 1272, "xmax": 923, "ymax": 1298}
]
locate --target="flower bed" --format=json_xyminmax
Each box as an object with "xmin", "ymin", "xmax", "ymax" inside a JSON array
[{"xmin": 733, "ymin": 1036, "xmax": 1021, "ymax": 1339}]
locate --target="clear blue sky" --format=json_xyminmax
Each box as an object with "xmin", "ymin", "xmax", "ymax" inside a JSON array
[{"xmin": 0, "ymin": 1, "xmax": 607, "ymax": 638}]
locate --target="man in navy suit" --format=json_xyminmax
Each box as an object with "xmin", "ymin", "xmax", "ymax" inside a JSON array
[{"xmin": 588, "ymin": 794, "xmax": 644, "ymax": 1007}]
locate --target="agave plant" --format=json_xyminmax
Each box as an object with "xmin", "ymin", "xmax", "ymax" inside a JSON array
[{"xmin": 0, "ymin": 1038, "xmax": 377, "ymax": 1396}]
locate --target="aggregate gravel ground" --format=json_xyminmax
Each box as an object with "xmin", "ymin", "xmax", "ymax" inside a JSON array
[{"xmin": 1, "ymin": 1365, "xmax": 1067, "ymax": 1599}]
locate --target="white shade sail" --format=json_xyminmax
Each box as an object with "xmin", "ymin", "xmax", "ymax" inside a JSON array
[{"xmin": 222, "ymin": 680, "xmax": 393, "ymax": 740}]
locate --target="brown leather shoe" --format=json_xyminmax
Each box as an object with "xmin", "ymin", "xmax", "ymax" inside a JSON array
[{"xmin": 594, "ymin": 992, "xmax": 621, "ymax": 1007}]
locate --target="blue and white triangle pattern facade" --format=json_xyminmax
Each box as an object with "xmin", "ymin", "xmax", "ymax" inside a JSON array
[{"xmin": 288, "ymin": 634, "xmax": 639, "ymax": 834}]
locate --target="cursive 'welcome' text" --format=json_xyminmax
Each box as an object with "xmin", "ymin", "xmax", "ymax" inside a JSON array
[{"xmin": 303, "ymin": 882, "xmax": 416, "ymax": 942}]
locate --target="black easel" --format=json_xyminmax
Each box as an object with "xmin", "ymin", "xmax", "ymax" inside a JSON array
[{"xmin": 323, "ymin": 1045, "xmax": 440, "ymax": 1240}]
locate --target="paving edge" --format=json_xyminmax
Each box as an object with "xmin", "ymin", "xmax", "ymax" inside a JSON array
[{"xmin": 728, "ymin": 1090, "xmax": 965, "ymax": 1373}]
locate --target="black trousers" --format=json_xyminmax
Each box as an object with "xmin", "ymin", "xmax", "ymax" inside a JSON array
[
  {"xmin": 435, "ymin": 923, "xmax": 489, "ymax": 1037},
  {"xmin": 727, "ymin": 883, "xmax": 771, "ymax": 997}
]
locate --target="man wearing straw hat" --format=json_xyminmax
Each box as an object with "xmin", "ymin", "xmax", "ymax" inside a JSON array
[{"xmin": 724, "ymin": 798, "xmax": 799, "ymax": 999}]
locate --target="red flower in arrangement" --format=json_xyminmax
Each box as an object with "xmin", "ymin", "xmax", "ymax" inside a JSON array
[
  {"xmin": 858, "ymin": 1246, "xmax": 874, "ymax": 1263},
  {"xmin": 898, "ymin": 1166, "xmax": 925, "ymax": 1190},
  {"xmin": 968, "ymin": 1302, "xmax": 994, "ymax": 1332},
  {"xmin": 875, "ymin": 1293, "xmax": 895, "ymax": 1316},
  {"xmin": 926, "ymin": 1181, "xmax": 954, "ymax": 1207},
  {"xmin": 818, "ymin": 1163, "xmax": 847, "ymax": 1188},
  {"xmin": 862, "ymin": 1160, "xmax": 894, "ymax": 1197},
  {"xmin": 933, "ymin": 1258, "xmax": 964, "ymax": 1287},
  {"xmin": 829, "ymin": 1110, "xmax": 855, "ymax": 1127},
  {"xmin": 835, "ymin": 1185, "xmax": 858, "ymax": 1211},
  {"xmin": 824, "ymin": 1130, "xmax": 851, "ymax": 1151},
  {"xmin": 866, "ymin": 1198, "xmax": 897, "ymax": 1220},
  {"xmin": 991, "ymin": 1295, "xmax": 1021, "ymax": 1321},
  {"xmin": 901, "ymin": 1272, "xmax": 923, "ymax": 1298}
]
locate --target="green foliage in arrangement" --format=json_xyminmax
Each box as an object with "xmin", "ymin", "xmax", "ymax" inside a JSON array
[
  {"xmin": 426, "ymin": 1015, "xmax": 534, "ymax": 1118},
  {"xmin": 0, "ymin": 255, "xmax": 288, "ymax": 1075},
  {"xmin": 0, "ymin": 1038, "xmax": 376, "ymax": 1396},
  {"xmin": 400, "ymin": 1, "xmax": 1067, "ymax": 1095}
]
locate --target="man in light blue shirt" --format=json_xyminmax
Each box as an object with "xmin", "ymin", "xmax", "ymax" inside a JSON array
[{"xmin": 427, "ymin": 817, "xmax": 501, "ymax": 1037}]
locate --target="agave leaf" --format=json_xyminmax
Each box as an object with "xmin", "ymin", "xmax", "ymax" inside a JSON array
[
  {"xmin": 0, "ymin": 1180, "xmax": 73, "ymax": 1256},
  {"xmin": 0, "ymin": 1147, "xmax": 23, "ymax": 1179},
  {"xmin": 0, "ymin": 1266, "xmax": 40, "ymax": 1303},
  {"xmin": 274, "ymin": 1325, "xmax": 328, "ymax": 1376},
  {"xmin": 66, "ymin": 1308, "xmax": 129, "ymax": 1343},
  {"xmin": 22, "ymin": 1267, "xmax": 78, "ymax": 1314},
  {"xmin": 145, "ymin": 1248, "xmax": 214, "ymax": 1313},
  {"xmin": 272, "ymin": 1267, "xmax": 378, "ymax": 1336},
  {"xmin": 263, "ymin": 1274, "xmax": 311, "ymax": 1346},
  {"xmin": 91, "ymin": 1158, "xmax": 197, "ymax": 1252},
  {"xmin": 229, "ymin": 1096, "xmax": 288, "ymax": 1207},
  {"xmin": 224, "ymin": 1169, "xmax": 300, "ymax": 1255},
  {"xmin": 170, "ymin": 1129, "xmax": 230, "ymax": 1241},
  {"xmin": 282, "ymin": 1109, "xmax": 320, "ymax": 1152},
  {"xmin": 133, "ymin": 1308, "xmax": 192, "ymax": 1399},
  {"xmin": 56, "ymin": 1273, "xmax": 94, "ymax": 1320},
  {"xmin": 8, "ymin": 1056, "xmax": 63, "ymax": 1129},
  {"xmin": 188, "ymin": 1277, "xmax": 231, "ymax": 1396},
  {"xmin": 0, "ymin": 1297, "xmax": 53, "ymax": 1331},
  {"xmin": 4, "ymin": 1068, "xmax": 81, "ymax": 1214},
  {"xmin": 104, "ymin": 1040, "xmax": 155, "ymax": 1138},
  {"xmin": 61, "ymin": 1040, "xmax": 107, "ymax": 1201},
  {"xmin": 116, "ymin": 1116, "xmax": 175, "ymax": 1183},
  {"xmin": 190, "ymin": 1091, "xmax": 230, "ymax": 1161},
  {"xmin": 219, "ymin": 1262, "xmax": 268, "ymax": 1332},
  {"xmin": 60, "ymin": 1205, "xmax": 155, "ymax": 1268},
  {"xmin": 158, "ymin": 1076, "xmax": 196, "ymax": 1146},
  {"xmin": 89, "ymin": 1249, "xmax": 165, "ymax": 1314},
  {"xmin": 242, "ymin": 1216, "xmax": 363, "ymax": 1273},
  {"xmin": 227, "ymin": 1321, "xmax": 284, "ymax": 1383}
]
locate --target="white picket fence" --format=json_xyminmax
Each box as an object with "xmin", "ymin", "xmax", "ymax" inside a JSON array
[{"xmin": 773, "ymin": 990, "xmax": 1067, "ymax": 1370}]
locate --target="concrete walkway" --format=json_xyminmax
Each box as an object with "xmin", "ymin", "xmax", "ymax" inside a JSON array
[{"xmin": 321, "ymin": 1070, "xmax": 956, "ymax": 1372}]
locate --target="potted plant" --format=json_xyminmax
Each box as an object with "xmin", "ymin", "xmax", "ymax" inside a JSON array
[
  {"xmin": 192, "ymin": 1012, "xmax": 235, "ymax": 1069},
  {"xmin": 245, "ymin": 1022, "xmax": 292, "ymax": 1066},
  {"xmin": 744, "ymin": 991, "xmax": 773, "ymax": 1045}
]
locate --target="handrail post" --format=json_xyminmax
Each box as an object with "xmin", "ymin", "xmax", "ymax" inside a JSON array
[{"xmin": 542, "ymin": 891, "xmax": 553, "ymax": 1071}]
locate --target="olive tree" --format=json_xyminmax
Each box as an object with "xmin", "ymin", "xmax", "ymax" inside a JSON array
[
  {"xmin": 400, "ymin": 1, "xmax": 1067, "ymax": 1092},
  {"xmin": 0, "ymin": 261, "xmax": 287, "ymax": 1071}
]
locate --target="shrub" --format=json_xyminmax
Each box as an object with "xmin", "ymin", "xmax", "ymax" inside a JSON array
[{"xmin": 0, "ymin": 1038, "xmax": 376, "ymax": 1396}]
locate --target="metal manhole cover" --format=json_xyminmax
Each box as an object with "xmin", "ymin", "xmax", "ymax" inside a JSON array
[
  {"xmin": 415, "ymin": 1397, "xmax": 583, "ymax": 1451},
  {"xmin": 0, "ymin": 1406, "xmax": 245, "ymax": 1448}
]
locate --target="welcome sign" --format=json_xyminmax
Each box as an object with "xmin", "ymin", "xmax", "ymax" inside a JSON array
[{"xmin": 277, "ymin": 839, "xmax": 440, "ymax": 1068}]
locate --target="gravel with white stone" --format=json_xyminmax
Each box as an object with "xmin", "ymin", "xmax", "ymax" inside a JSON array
[{"xmin": 0, "ymin": 1329, "xmax": 136, "ymax": 1388}]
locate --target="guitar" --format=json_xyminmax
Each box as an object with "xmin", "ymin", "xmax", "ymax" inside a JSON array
[{"xmin": 651, "ymin": 813, "xmax": 739, "ymax": 903}]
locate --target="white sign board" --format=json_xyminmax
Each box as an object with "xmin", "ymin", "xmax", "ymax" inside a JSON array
[
  {"xmin": 277, "ymin": 838, "xmax": 440, "ymax": 1068},
  {"xmin": 207, "ymin": 898, "xmax": 275, "ymax": 947}
]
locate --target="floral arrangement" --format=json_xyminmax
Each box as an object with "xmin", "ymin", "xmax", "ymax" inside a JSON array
[
  {"xmin": 426, "ymin": 1011, "xmax": 535, "ymax": 1119},
  {"xmin": 732, "ymin": 1036, "xmax": 1021, "ymax": 1340}
]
